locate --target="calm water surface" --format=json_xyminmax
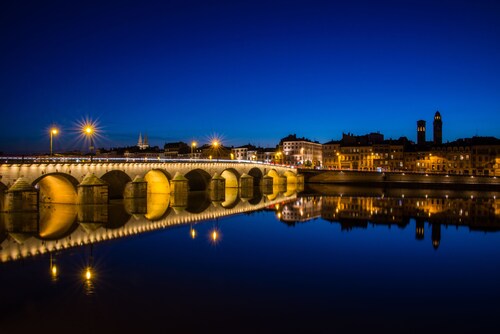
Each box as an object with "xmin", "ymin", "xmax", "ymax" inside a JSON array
[{"xmin": 1, "ymin": 187, "xmax": 499, "ymax": 333}]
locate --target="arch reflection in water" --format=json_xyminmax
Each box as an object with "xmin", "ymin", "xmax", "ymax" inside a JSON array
[{"xmin": 0, "ymin": 186, "xmax": 293, "ymax": 262}]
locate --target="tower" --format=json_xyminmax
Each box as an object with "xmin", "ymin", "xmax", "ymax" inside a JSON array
[
  {"xmin": 137, "ymin": 133, "xmax": 143, "ymax": 148},
  {"xmin": 417, "ymin": 120, "xmax": 426, "ymax": 146},
  {"xmin": 433, "ymin": 110, "xmax": 442, "ymax": 145},
  {"xmin": 137, "ymin": 132, "xmax": 150, "ymax": 150}
]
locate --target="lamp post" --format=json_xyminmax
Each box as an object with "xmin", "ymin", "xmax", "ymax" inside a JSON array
[
  {"xmin": 191, "ymin": 141, "xmax": 197, "ymax": 160},
  {"xmin": 83, "ymin": 125, "xmax": 95, "ymax": 161},
  {"xmin": 50, "ymin": 128, "xmax": 58, "ymax": 156},
  {"xmin": 212, "ymin": 140, "xmax": 219, "ymax": 162}
]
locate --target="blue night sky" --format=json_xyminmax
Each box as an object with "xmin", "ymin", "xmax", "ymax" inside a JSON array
[{"xmin": 1, "ymin": 0, "xmax": 499, "ymax": 154}]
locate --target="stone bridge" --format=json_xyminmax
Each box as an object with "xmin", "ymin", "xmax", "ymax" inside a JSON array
[{"xmin": 0, "ymin": 157, "xmax": 302, "ymax": 211}]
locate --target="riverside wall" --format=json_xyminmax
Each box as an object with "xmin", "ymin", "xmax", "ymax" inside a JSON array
[{"xmin": 300, "ymin": 169, "xmax": 500, "ymax": 190}]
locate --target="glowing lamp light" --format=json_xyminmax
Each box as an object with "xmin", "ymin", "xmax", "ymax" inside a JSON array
[
  {"xmin": 190, "ymin": 228, "xmax": 197, "ymax": 239},
  {"xmin": 51, "ymin": 265, "xmax": 58, "ymax": 277},
  {"xmin": 49, "ymin": 127, "xmax": 59, "ymax": 156},
  {"xmin": 212, "ymin": 230, "xmax": 218, "ymax": 242},
  {"xmin": 85, "ymin": 267, "xmax": 92, "ymax": 280}
]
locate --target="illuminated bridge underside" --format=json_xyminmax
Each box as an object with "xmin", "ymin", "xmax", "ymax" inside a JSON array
[
  {"xmin": 0, "ymin": 191, "xmax": 297, "ymax": 262},
  {"xmin": 0, "ymin": 161, "xmax": 299, "ymax": 204}
]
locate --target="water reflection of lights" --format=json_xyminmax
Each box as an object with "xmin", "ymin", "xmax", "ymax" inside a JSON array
[
  {"xmin": 209, "ymin": 223, "xmax": 221, "ymax": 245},
  {"xmin": 85, "ymin": 267, "xmax": 93, "ymax": 280},
  {"xmin": 83, "ymin": 266, "xmax": 95, "ymax": 295},
  {"xmin": 1, "ymin": 192, "xmax": 296, "ymax": 263},
  {"xmin": 49, "ymin": 253, "xmax": 58, "ymax": 282}
]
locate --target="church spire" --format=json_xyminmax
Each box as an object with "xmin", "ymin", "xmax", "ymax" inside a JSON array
[
  {"xmin": 137, "ymin": 132, "xmax": 150, "ymax": 150},
  {"xmin": 137, "ymin": 132, "xmax": 143, "ymax": 147}
]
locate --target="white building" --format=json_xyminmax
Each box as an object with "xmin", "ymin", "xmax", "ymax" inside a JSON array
[{"xmin": 282, "ymin": 139, "xmax": 322, "ymax": 167}]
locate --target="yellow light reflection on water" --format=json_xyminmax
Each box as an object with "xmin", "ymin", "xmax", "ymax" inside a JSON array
[{"xmin": 85, "ymin": 267, "xmax": 92, "ymax": 280}]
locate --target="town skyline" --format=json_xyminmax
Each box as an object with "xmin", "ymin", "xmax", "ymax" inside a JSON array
[{"xmin": 0, "ymin": 108, "xmax": 499, "ymax": 155}]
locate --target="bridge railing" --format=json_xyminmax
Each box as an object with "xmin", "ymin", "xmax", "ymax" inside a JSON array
[{"xmin": 0, "ymin": 156, "xmax": 295, "ymax": 168}]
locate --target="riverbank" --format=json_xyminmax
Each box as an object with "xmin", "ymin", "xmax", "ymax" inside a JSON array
[{"xmin": 299, "ymin": 169, "xmax": 500, "ymax": 190}]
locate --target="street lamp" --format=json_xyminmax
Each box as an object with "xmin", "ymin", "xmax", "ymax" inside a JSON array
[
  {"xmin": 212, "ymin": 140, "xmax": 219, "ymax": 161},
  {"xmin": 83, "ymin": 125, "xmax": 95, "ymax": 161},
  {"xmin": 84, "ymin": 125, "xmax": 94, "ymax": 151},
  {"xmin": 50, "ymin": 128, "xmax": 58, "ymax": 156},
  {"xmin": 191, "ymin": 141, "xmax": 197, "ymax": 160}
]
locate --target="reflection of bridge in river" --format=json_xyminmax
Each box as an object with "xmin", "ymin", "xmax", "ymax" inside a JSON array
[
  {"xmin": 278, "ymin": 185, "xmax": 500, "ymax": 249},
  {"xmin": 0, "ymin": 187, "xmax": 297, "ymax": 262}
]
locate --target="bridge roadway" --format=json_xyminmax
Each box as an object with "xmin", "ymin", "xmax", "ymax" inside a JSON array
[
  {"xmin": 0, "ymin": 188, "xmax": 297, "ymax": 262},
  {"xmin": 0, "ymin": 157, "xmax": 301, "ymax": 208}
]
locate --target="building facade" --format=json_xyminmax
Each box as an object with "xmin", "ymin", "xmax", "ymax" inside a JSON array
[{"xmin": 282, "ymin": 137, "xmax": 322, "ymax": 167}]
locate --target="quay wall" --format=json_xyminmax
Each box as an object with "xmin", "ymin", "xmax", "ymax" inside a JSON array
[{"xmin": 300, "ymin": 169, "xmax": 500, "ymax": 190}]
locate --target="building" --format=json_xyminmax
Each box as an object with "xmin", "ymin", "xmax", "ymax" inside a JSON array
[
  {"xmin": 425, "ymin": 137, "xmax": 500, "ymax": 175},
  {"xmin": 372, "ymin": 138, "xmax": 410, "ymax": 172},
  {"xmin": 322, "ymin": 140, "xmax": 341, "ymax": 169},
  {"xmin": 417, "ymin": 120, "xmax": 426, "ymax": 146},
  {"xmin": 231, "ymin": 146, "xmax": 249, "ymax": 160},
  {"xmin": 137, "ymin": 133, "xmax": 149, "ymax": 150},
  {"xmin": 163, "ymin": 141, "xmax": 191, "ymax": 159},
  {"xmin": 322, "ymin": 132, "xmax": 385, "ymax": 170},
  {"xmin": 321, "ymin": 111, "xmax": 499, "ymax": 175},
  {"xmin": 281, "ymin": 134, "xmax": 322, "ymax": 167},
  {"xmin": 433, "ymin": 111, "xmax": 443, "ymax": 145}
]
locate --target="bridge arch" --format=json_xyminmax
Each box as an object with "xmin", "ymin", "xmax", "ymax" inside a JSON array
[
  {"xmin": 0, "ymin": 182, "xmax": 7, "ymax": 211},
  {"xmin": 267, "ymin": 169, "xmax": 280, "ymax": 184},
  {"xmin": 185, "ymin": 169, "xmax": 211, "ymax": 191},
  {"xmin": 221, "ymin": 187, "xmax": 240, "ymax": 209},
  {"xmin": 144, "ymin": 169, "xmax": 171, "ymax": 194},
  {"xmin": 248, "ymin": 167, "xmax": 263, "ymax": 187},
  {"xmin": 186, "ymin": 191, "xmax": 211, "ymax": 213},
  {"xmin": 106, "ymin": 203, "xmax": 132, "ymax": 229},
  {"xmin": 284, "ymin": 170, "xmax": 298, "ymax": 184},
  {"xmin": 100, "ymin": 170, "xmax": 132, "ymax": 199},
  {"xmin": 221, "ymin": 168, "xmax": 240, "ymax": 188},
  {"xmin": 33, "ymin": 173, "xmax": 79, "ymax": 204},
  {"xmin": 284, "ymin": 183, "xmax": 297, "ymax": 197},
  {"xmin": 248, "ymin": 194, "xmax": 263, "ymax": 206},
  {"xmin": 37, "ymin": 204, "xmax": 78, "ymax": 240},
  {"xmin": 266, "ymin": 188, "xmax": 280, "ymax": 201},
  {"xmin": 145, "ymin": 193, "xmax": 171, "ymax": 221}
]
